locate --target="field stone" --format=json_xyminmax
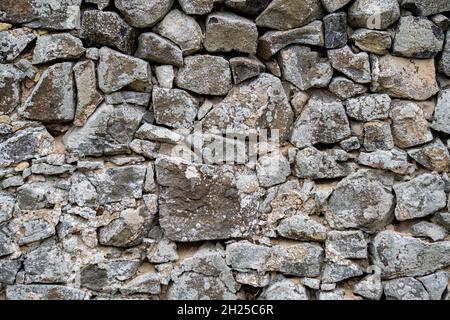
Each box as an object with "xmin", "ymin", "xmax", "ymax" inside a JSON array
[
  {"xmin": 0, "ymin": 223, "xmax": 17, "ymax": 257},
  {"xmin": 114, "ymin": 0, "xmax": 173, "ymax": 28},
  {"xmin": 175, "ymin": 55, "xmax": 232, "ymax": 96},
  {"xmin": 346, "ymin": 94, "xmax": 391, "ymax": 121},
  {"xmin": 393, "ymin": 173, "xmax": 446, "ymax": 221},
  {"xmin": 179, "ymin": 0, "xmax": 218, "ymax": 14},
  {"xmin": 155, "ymin": 65, "xmax": 175, "ymax": 88},
  {"xmin": 411, "ymin": 222, "xmax": 448, "ymax": 242},
  {"xmin": 204, "ymin": 12, "xmax": 258, "ymax": 54},
  {"xmin": 0, "ymin": 192, "xmax": 15, "ymax": 224},
  {"xmin": 324, "ymin": 12, "xmax": 347, "ymax": 49},
  {"xmin": 363, "ymin": 121, "xmax": 394, "ymax": 152},
  {"xmin": 348, "ymin": 0, "xmax": 400, "ymax": 30},
  {"xmin": 358, "ymin": 149, "xmax": 414, "ymax": 175},
  {"xmin": 259, "ymin": 279, "xmax": 308, "ymax": 300},
  {"xmin": 407, "ymin": 139, "xmax": 450, "ymax": 172},
  {"xmin": 32, "ymin": 33, "xmax": 85, "ymax": 64},
  {"xmin": 440, "ymin": 30, "xmax": 450, "ymax": 77},
  {"xmin": 322, "ymin": 258, "xmax": 364, "ymax": 283},
  {"xmin": 0, "ymin": 258, "xmax": 20, "ymax": 284},
  {"xmin": 135, "ymin": 32, "xmax": 183, "ymax": 67},
  {"xmin": 224, "ymin": 0, "xmax": 271, "ymax": 16},
  {"xmin": 383, "ymin": 277, "xmax": 429, "ymax": 300},
  {"xmin": 350, "ymin": 29, "xmax": 392, "ymax": 55},
  {"xmin": 0, "ymin": 64, "xmax": 25, "ymax": 115},
  {"xmin": 230, "ymin": 57, "xmax": 265, "ymax": 84},
  {"xmin": 5, "ymin": 285, "xmax": 86, "ymax": 300},
  {"xmin": 353, "ymin": 274, "xmax": 383, "ymax": 300},
  {"xmin": 276, "ymin": 214, "xmax": 327, "ymax": 242},
  {"xmin": 0, "ymin": 28, "xmax": 36, "ymax": 63},
  {"xmin": 432, "ymin": 88, "xmax": 450, "ymax": 134},
  {"xmin": 326, "ymin": 230, "xmax": 367, "ymax": 259},
  {"xmin": 399, "ymin": 0, "xmax": 450, "ymax": 16},
  {"xmin": 328, "ymin": 46, "xmax": 371, "ymax": 83},
  {"xmin": 328, "ymin": 77, "xmax": 367, "ymax": 100},
  {"xmin": 417, "ymin": 271, "xmax": 449, "ymax": 300},
  {"xmin": 256, "ymin": 152, "xmax": 291, "ymax": 187}
]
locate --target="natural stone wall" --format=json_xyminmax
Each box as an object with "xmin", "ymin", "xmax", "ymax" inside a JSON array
[{"xmin": 1, "ymin": 0, "xmax": 450, "ymax": 300}]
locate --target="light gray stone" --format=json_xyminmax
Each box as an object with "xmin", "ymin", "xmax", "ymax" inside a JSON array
[
  {"xmin": 0, "ymin": 28, "xmax": 36, "ymax": 63},
  {"xmin": 431, "ymin": 88, "xmax": 450, "ymax": 134},
  {"xmin": 179, "ymin": 0, "xmax": 218, "ymax": 14},
  {"xmin": 135, "ymin": 32, "xmax": 183, "ymax": 67},
  {"xmin": 346, "ymin": 94, "xmax": 391, "ymax": 121},
  {"xmin": 348, "ymin": 0, "xmax": 400, "ymax": 30},
  {"xmin": 322, "ymin": 259, "xmax": 364, "ymax": 283},
  {"xmin": 259, "ymin": 279, "xmax": 309, "ymax": 300},
  {"xmin": 363, "ymin": 121, "xmax": 394, "ymax": 152},
  {"xmin": 32, "ymin": 33, "xmax": 85, "ymax": 64},
  {"xmin": 115, "ymin": 0, "xmax": 173, "ymax": 28},
  {"xmin": 328, "ymin": 77, "xmax": 367, "ymax": 100},
  {"xmin": 326, "ymin": 230, "xmax": 367, "ymax": 259},
  {"xmin": 353, "ymin": 274, "xmax": 383, "ymax": 300},
  {"xmin": 277, "ymin": 214, "xmax": 327, "ymax": 242},
  {"xmin": 383, "ymin": 277, "xmax": 429, "ymax": 300},
  {"xmin": 256, "ymin": 153, "xmax": 291, "ymax": 187},
  {"xmin": 411, "ymin": 222, "xmax": 448, "ymax": 241},
  {"xmin": 417, "ymin": 271, "xmax": 449, "ymax": 300},
  {"xmin": 358, "ymin": 149, "xmax": 414, "ymax": 175},
  {"xmin": 399, "ymin": 0, "xmax": 450, "ymax": 16},
  {"xmin": 6, "ymin": 285, "xmax": 86, "ymax": 300},
  {"xmin": 328, "ymin": 46, "xmax": 371, "ymax": 83},
  {"xmin": 407, "ymin": 139, "xmax": 449, "ymax": 172}
]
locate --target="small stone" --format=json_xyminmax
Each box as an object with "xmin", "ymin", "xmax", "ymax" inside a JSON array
[
  {"xmin": 358, "ymin": 149, "xmax": 414, "ymax": 175},
  {"xmin": 32, "ymin": 33, "xmax": 85, "ymax": 64},
  {"xmin": 432, "ymin": 212, "xmax": 450, "ymax": 231},
  {"xmin": 256, "ymin": 152, "xmax": 291, "ymax": 187},
  {"xmin": 393, "ymin": 173, "xmax": 446, "ymax": 221},
  {"xmin": 136, "ymin": 124, "xmax": 182, "ymax": 145},
  {"xmin": 259, "ymin": 279, "xmax": 308, "ymax": 300},
  {"xmin": 135, "ymin": 32, "xmax": 183, "ymax": 67},
  {"xmin": 256, "ymin": 0, "xmax": 323, "ymax": 31},
  {"xmin": 155, "ymin": 65, "xmax": 174, "ymax": 88},
  {"xmin": 0, "ymin": 192, "xmax": 15, "ymax": 224},
  {"xmin": 431, "ymin": 14, "xmax": 450, "ymax": 31},
  {"xmin": 148, "ymin": 238, "xmax": 178, "ymax": 263},
  {"xmin": 30, "ymin": 163, "xmax": 74, "ymax": 175},
  {"xmin": 224, "ymin": 0, "xmax": 271, "ymax": 16},
  {"xmin": 230, "ymin": 57, "xmax": 265, "ymax": 84},
  {"xmin": 371, "ymin": 54, "xmax": 439, "ymax": 101},
  {"xmin": 339, "ymin": 136, "xmax": 361, "ymax": 152},
  {"xmin": 393, "ymin": 16, "xmax": 444, "ymax": 58},
  {"xmin": 290, "ymin": 92, "xmax": 351, "ymax": 148},
  {"xmin": 235, "ymin": 271, "xmax": 270, "ymax": 287},
  {"xmin": 6, "ymin": 285, "xmax": 86, "ymax": 300},
  {"xmin": 399, "ymin": 0, "xmax": 450, "ymax": 16},
  {"xmin": 326, "ymin": 230, "xmax": 367, "ymax": 259},
  {"xmin": 290, "ymin": 91, "xmax": 310, "ymax": 117},
  {"xmin": 0, "ymin": 28, "xmax": 36, "ymax": 63},
  {"xmin": 0, "ymin": 259, "xmax": 20, "ymax": 284},
  {"xmin": 384, "ymin": 277, "xmax": 429, "ymax": 300},
  {"xmin": 328, "ymin": 77, "xmax": 367, "ymax": 100},
  {"xmin": 17, "ymin": 182, "xmax": 65, "ymax": 210},
  {"xmin": 348, "ymin": 0, "xmax": 400, "ymax": 30},
  {"xmin": 411, "ymin": 222, "xmax": 448, "ymax": 242},
  {"xmin": 80, "ymin": 10, "xmax": 137, "ymax": 54},
  {"xmin": 14, "ymin": 59, "xmax": 35, "ymax": 80},
  {"xmin": 69, "ymin": 172, "xmax": 98, "ymax": 207},
  {"xmin": 73, "ymin": 60, "xmax": 103, "ymax": 127},
  {"xmin": 152, "ymin": 87, "xmax": 199, "ymax": 129},
  {"xmin": 205, "ymin": 12, "xmax": 258, "ymax": 54},
  {"xmin": 328, "ymin": 45, "xmax": 371, "ymax": 83},
  {"xmin": 258, "ymin": 21, "xmax": 324, "ymax": 60},
  {"xmin": 350, "ymin": 28, "xmax": 392, "ymax": 55},
  {"xmin": 179, "ymin": 0, "xmax": 218, "ymax": 14},
  {"xmin": 114, "ymin": 0, "xmax": 173, "ymax": 28},
  {"xmin": 318, "ymin": 289, "xmax": 346, "ymax": 300},
  {"xmin": 407, "ymin": 139, "xmax": 449, "ymax": 172},
  {"xmin": 417, "ymin": 271, "xmax": 448, "ymax": 300},
  {"xmin": 279, "ymin": 45, "xmax": 333, "ymax": 91},
  {"xmin": 176, "ymin": 55, "xmax": 231, "ymax": 96},
  {"xmin": 104, "ymin": 91, "xmax": 150, "ymax": 106},
  {"xmin": 322, "ymin": 259, "xmax": 364, "ymax": 283},
  {"xmin": 129, "ymin": 139, "xmax": 160, "ymax": 159},
  {"xmin": 85, "ymin": 47, "xmax": 99, "ymax": 60},
  {"xmin": 353, "ymin": 274, "xmax": 383, "ymax": 300},
  {"xmin": 0, "ymin": 223, "xmax": 17, "ymax": 257},
  {"xmin": 86, "ymin": 0, "xmax": 110, "ymax": 10},
  {"xmin": 121, "ymin": 273, "xmax": 161, "ymax": 295},
  {"xmin": 326, "ymin": 169, "xmax": 395, "ymax": 233},
  {"xmin": 440, "ymin": 30, "xmax": 450, "ymax": 77},
  {"xmin": 97, "ymin": 47, "xmax": 150, "ymax": 94},
  {"xmin": 346, "ymin": 94, "xmax": 391, "ymax": 121},
  {"xmin": 277, "ymin": 214, "xmax": 327, "ymax": 242},
  {"xmin": 154, "ymin": 9, "xmax": 202, "ymax": 55},
  {"xmin": 324, "ymin": 12, "xmax": 347, "ymax": 49},
  {"xmin": 0, "ymin": 64, "xmax": 24, "ymax": 115},
  {"xmin": 390, "ymin": 100, "xmax": 433, "ymax": 148},
  {"xmin": 432, "ymin": 88, "xmax": 450, "ymax": 134},
  {"xmin": 363, "ymin": 121, "xmax": 394, "ymax": 152}
]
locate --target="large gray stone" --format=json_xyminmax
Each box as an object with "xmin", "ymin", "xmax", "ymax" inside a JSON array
[
  {"xmin": 114, "ymin": 0, "xmax": 173, "ymax": 28},
  {"xmin": 277, "ymin": 214, "xmax": 327, "ymax": 242},
  {"xmin": 32, "ymin": 33, "xmax": 85, "ymax": 64},
  {"xmin": 384, "ymin": 277, "xmax": 429, "ymax": 300},
  {"xmin": 135, "ymin": 32, "xmax": 183, "ymax": 67}
]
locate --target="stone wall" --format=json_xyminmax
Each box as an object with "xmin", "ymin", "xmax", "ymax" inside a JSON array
[{"xmin": 1, "ymin": 0, "xmax": 450, "ymax": 300}]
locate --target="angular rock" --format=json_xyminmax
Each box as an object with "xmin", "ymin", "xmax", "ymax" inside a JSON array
[
  {"xmin": 393, "ymin": 173, "xmax": 446, "ymax": 221},
  {"xmin": 104, "ymin": 91, "xmax": 151, "ymax": 107},
  {"xmin": 358, "ymin": 149, "xmax": 414, "ymax": 175},
  {"xmin": 121, "ymin": 273, "xmax": 161, "ymax": 295},
  {"xmin": 440, "ymin": 30, "xmax": 450, "ymax": 77},
  {"xmin": 407, "ymin": 139, "xmax": 449, "ymax": 172},
  {"xmin": 339, "ymin": 136, "xmax": 361, "ymax": 152},
  {"xmin": 20, "ymin": 62, "xmax": 75, "ymax": 123},
  {"xmin": 224, "ymin": 0, "xmax": 271, "ymax": 16},
  {"xmin": 0, "ymin": 192, "xmax": 15, "ymax": 224},
  {"xmin": 205, "ymin": 12, "xmax": 258, "ymax": 54},
  {"xmin": 259, "ymin": 279, "xmax": 308, "ymax": 300},
  {"xmin": 371, "ymin": 230, "xmax": 450, "ymax": 278},
  {"xmin": 328, "ymin": 77, "xmax": 367, "ymax": 100},
  {"xmin": 363, "ymin": 121, "xmax": 394, "ymax": 152},
  {"xmin": 155, "ymin": 65, "xmax": 174, "ymax": 89},
  {"xmin": 326, "ymin": 230, "xmax": 367, "ymax": 259},
  {"xmin": 417, "ymin": 271, "xmax": 449, "ymax": 300},
  {"xmin": 411, "ymin": 222, "xmax": 448, "ymax": 242},
  {"xmin": 16, "ymin": 182, "xmax": 66, "ymax": 210},
  {"xmin": 135, "ymin": 123, "xmax": 184, "ymax": 144},
  {"xmin": 63, "ymin": 103, "xmax": 145, "ymax": 156},
  {"xmin": 258, "ymin": 21, "xmax": 324, "ymax": 60},
  {"xmin": 0, "ymin": 28, "xmax": 36, "ymax": 62},
  {"xmin": 114, "ymin": 0, "xmax": 173, "ymax": 28},
  {"xmin": 290, "ymin": 92, "xmax": 351, "ymax": 148},
  {"xmin": 0, "ymin": 64, "xmax": 24, "ymax": 115},
  {"xmin": 353, "ymin": 274, "xmax": 383, "ymax": 300},
  {"xmin": 179, "ymin": 0, "xmax": 218, "ymax": 15},
  {"xmin": 0, "ymin": 127, "xmax": 54, "ymax": 167},
  {"xmin": 152, "ymin": 87, "xmax": 199, "ymax": 129},
  {"xmin": 256, "ymin": 0, "xmax": 323, "ymax": 30},
  {"xmin": 235, "ymin": 271, "xmax": 270, "ymax": 287},
  {"xmin": 80, "ymin": 10, "xmax": 137, "ymax": 54},
  {"xmin": 256, "ymin": 153, "xmax": 290, "ymax": 187},
  {"xmin": 0, "ymin": 258, "xmax": 20, "ymax": 284},
  {"xmin": 0, "ymin": 223, "xmax": 17, "ymax": 257},
  {"xmin": 384, "ymin": 277, "xmax": 429, "ymax": 300},
  {"xmin": 202, "ymin": 73, "xmax": 294, "ymax": 141},
  {"xmin": 399, "ymin": 0, "xmax": 450, "ymax": 16},
  {"xmin": 279, "ymin": 45, "xmax": 333, "ymax": 91},
  {"xmin": 276, "ymin": 214, "xmax": 327, "ymax": 242},
  {"xmin": 346, "ymin": 94, "xmax": 391, "ymax": 121},
  {"xmin": 148, "ymin": 238, "xmax": 178, "ymax": 263},
  {"xmin": 6, "ymin": 285, "xmax": 86, "ymax": 300},
  {"xmin": 328, "ymin": 46, "xmax": 371, "ymax": 83},
  {"xmin": 432, "ymin": 212, "xmax": 450, "ymax": 231},
  {"xmin": 327, "ymin": 169, "xmax": 395, "ymax": 233},
  {"xmin": 432, "ymin": 88, "xmax": 450, "ymax": 134},
  {"xmin": 69, "ymin": 172, "xmax": 98, "ymax": 207},
  {"xmin": 230, "ymin": 57, "xmax": 265, "ymax": 84},
  {"xmin": 390, "ymin": 100, "xmax": 433, "ymax": 149},
  {"xmin": 135, "ymin": 32, "xmax": 183, "ymax": 67},
  {"xmin": 322, "ymin": 259, "xmax": 364, "ymax": 283},
  {"xmin": 86, "ymin": 0, "xmax": 110, "ymax": 9},
  {"xmin": 154, "ymin": 9, "xmax": 202, "ymax": 55},
  {"xmin": 32, "ymin": 33, "xmax": 85, "ymax": 64},
  {"xmin": 350, "ymin": 28, "xmax": 392, "ymax": 55},
  {"xmin": 348, "ymin": 0, "xmax": 400, "ymax": 30},
  {"xmin": 324, "ymin": 12, "xmax": 347, "ymax": 49},
  {"xmin": 371, "ymin": 54, "xmax": 439, "ymax": 101}
]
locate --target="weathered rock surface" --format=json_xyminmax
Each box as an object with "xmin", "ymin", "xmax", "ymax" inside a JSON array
[
  {"xmin": 350, "ymin": 28, "xmax": 392, "ymax": 55},
  {"xmin": 407, "ymin": 139, "xmax": 449, "ymax": 172},
  {"xmin": 324, "ymin": 12, "xmax": 347, "ymax": 49},
  {"xmin": 115, "ymin": 0, "xmax": 173, "ymax": 28},
  {"xmin": 135, "ymin": 32, "xmax": 183, "ymax": 67},
  {"xmin": 358, "ymin": 149, "xmax": 414, "ymax": 175},
  {"xmin": 348, "ymin": 0, "xmax": 400, "ymax": 30},
  {"xmin": 230, "ymin": 57, "xmax": 265, "ymax": 84},
  {"xmin": 0, "ymin": 64, "xmax": 24, "ymax": 115},
  {"xmin": 32, "ymin": 33, "xmax": 85, "ymax": 64},
  {"xmin": 6, "ymin": 285, "xmax": 86, "ymax": 300},
  {"xmin": 328, "ymin": 77, "xmax": 367, "ymax": 100},
  {"xmin": 328, "ymin": 46, "xmax": 371, "ymax": 83},
  {"xmin": 277, "ymin": 214, "xmax": 327, "ymax": 242},
  {"xmin": 399, "ymin": 0, "xmax": 450, "ymax": 16},
  {"xmin": 431, "ymin": 88, "xmax": 450, "ymax": 134},
  {"xmin": 259, "ymin": 279, "xmax": 309, "ymax": 300},
  {"xmin": 0, "ymin": 28, "xmax": 36, "ymax": 63},
  {"xmin": 346, "ymin": 94, "xmax": 391, "ymax": 121},
  {"xmin": 384, "ymin": 277, "xmax": 429, "ymax": 300}
]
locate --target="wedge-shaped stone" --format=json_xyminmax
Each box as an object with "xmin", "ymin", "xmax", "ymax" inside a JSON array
[
  {"xmin": 328, "ymin": 45, "xmax": 371, "ymax": 83},
  {"xmin": 0, "ymin": 28, "xmax": 36, "ymax": 62},
  {"xmin": 135, "ymin": 32, "xmax": 183, "ymax": 67},
  {"xmin": 407, "ymin": 139, "xmax": 449, "ymax": 172},
  {"xmin": 431, "ymin": 88, "xmax": 450, "ymax": 134},
  {"xmin": 114, "ymin": 0, "xmax": 173, "ymax": 28}
]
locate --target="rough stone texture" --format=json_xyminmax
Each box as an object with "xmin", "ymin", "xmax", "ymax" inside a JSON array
[
  {"xmin": 400, "ymin": 0, "xmax": 450, "ymax": 16},
  {"xmin": 277, "ymin": 214, "xmax": 327, "ymax": 242},
  {"xmin": 350, "ymin": 29, "xmax": 392, "ymax": 55},
  {"xmin": 328, "ymin": 46, "xmax": 371, "ymax": 83},
  {"xmin": 0, "ymin": 28, "xmax": 36, "ymax": 63},
  {"xmin": 135, "ymin": 32, "xmax": 183, "ymax": 67},
  {"xmin": 407, "ymin": 139, "xmax": 449, "ymax": 172},
  {"xmin": 411, "ymin": 222, "xmax": 448, "ymax": 242},
  {"xmin": 259, "ymin": 278, "xmax": 309, "ymax": 300},
  {"xmin": 383, "ymin": 277, "xmax": 429, "ymax": 300},
  {"xmin": 32, "ymin": 33, "xmax": 85, "ymax": 64},
  {"xmin": 115, "ymin": 0, "xmax": 173, "ymax": 28},
  {"xmin": 230, "ymin": 57, "xmax": 265, "ymax": 84},
  {"xmin": 328, "ymin": 77, "xmax": 367, "ymax": 100},
  {"xmin": 348, "ymin": 0, "xmax": 400, "ymax": 30},
  {"xmin": 431, "ymin": 88, "xmax": 450, "ymax": 134},
  {"xmin": 0, "ymin": 64, "xmax": 24, "ymax": 115},
  {"xmin": 346, "ymin": 94, "xmax": 391, "ymax": 121},
  {"xmin": 324, "ymin": 12, "xmax": 347, "ymax": 49}
]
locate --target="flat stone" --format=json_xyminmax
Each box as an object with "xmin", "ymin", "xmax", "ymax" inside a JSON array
[
  {"xmin": 393, "ymin": 16, "xmax": 444, "ymax": 58},
  {"xmin": 0, "ymin": 64, "xmax": 24, "ymax": 115},
  {"xmin": 230, "ymin": 57, "xmax": 265, "ymax": 84},
  {"xmin": 258, "ymin": 21, "xmax": 324, "ymax": 60},
  {"xmin": 20, "ymin": 62, "xmax": 75, "ymax": 123},
  {"xmin": 417, "ymin": 271, "xmax": 449, "ymax": 300},
  {"xmin": 63, "ymin": 103, "xmax": 145, "ymax": 156},
  {"xmin": 0, "ymin": 192, "xmax": 15, "ymax": 224},
  {"xmin": 16, "ymin": 182, "xmax": 66, "ymax": 210},
  {"xmin": 224, "ymin": 0, "xmax": 271, "ymax": 16},
  {"xmin": 121, "ymin": 273, "xmax": 161, "ymax": 295},
  {"xmin": 328, "ymin": 46, "xmax": 371, "ymax": 83},
  {"xmin": 411, "ymin": 222, "xmax": 448, "ymax": 242},
  {"xmin": 256, "ymin": 0, "xmax": 323, "ymax": 30},
  {"xmin": 0, "ymin": 28, "xmax": 36, "ymax": 63},
  {"xmin": 32, "ymin": 33, "xmax": 85, "ymax": 64},
  {"xmin": 259, "ymin": 279, "xmax": 309, "ymax": 300},
  {"xmin": 358, "ymin": 149, "xmax": 414, "ymax": 175},
  {"xmin": 0, "ymin": 127, "xmax": 54, "ymax": 167},
  {"xmin": 135, "ymin": 123, "xmax": 184, "ymax": 144},
  {"xmin": 279, "ymin": 45, "xmax": 333, "ymax": 91},
  {"xmin": 135, "ymin": 32, "xmax": 183, "ymax": 67},
  {"xmin": 363, "ymin": 121, "xmax": 394, "ymax": 152},
  {"xmin": 97, "ymin": 47, "xmax": 150, "ymax": 94},
  {"xmin": 30, "ymin": 163, "xmax": 74, "ymax": 176},
  {"xmin": 276, "ymin": 214, "xmax": 327, "ymax": 242},
  {"xmin": 114, "ymin": 0, "xmax": 173, "ymax": 28},
  {"xmin": 384, "ymin": 277, "xmax": 429, "ymax": 300},
  {"xmin": 290, "ymin": 92, "xmax": 351, "ymax": 148},
  {"xmin": 6, "ymin": 285, "xmax": 86, "ymax": 300},
  {"xmin": 390, "ymin": 100, "xmax": 433, "ymax": 148},
  {"xmin": 348, "ymin": 0, "xmax": 400, "ymax": 30},
  {"xmin": 371, "ymin": 54, "xmax": 439, "ymax": 101},
  {"xmin": 156, "ymin": 157, "xmax": 260, "ymax": 241},
  {"xmin": 346, "ymin": 94, "xmax": 391, "ymax": 121},
  {"xmin": 86, "ymin": 0, "xmax": 110, "ymax": 9},
  {"xmin": 399, "ymin": 0, "xmax": 450, "ymax": 16},
  {"xmin": 256, "ymin": 152, "xmax": 291, "ymax": 187},
  {"xmin": 0, "ymin": 0, "xmax": 81, "ymax": 30},
  {"xmin": 152, "ymin": 86, "xmax": 199, "ymax": 129},
  {"xmin": 407, "ymin": 139, "xmax": 449, "ymax": 172},
  {"xmin": 350, "ymin": 28, "xmax": 392, "ymax": 55},
  {"xmin": 104, "ymin": 91, "xmax": 150, "ymax": 106},
  {"xmin": 80, "ymin": 10, "xmax": 137, "ymax": 54},
  {"xmin": 353, "ymin": 274, "xmax": 383, "ymax": 300},
  {"xmin": 202, "ymin": 72, "xmax": 293, "ymax": 139},
  {"xmin": 205, "ymin": 12, "xmax": 258, "ymax": 54},
  {"xmin": 328, "ymin": 77, "xmax": 367, "ymax": 100},
  {"xmin": 154, "ymin": 9, "xmax": 202, "ymax": 55},
  {"xmin": 0, "ymin": 223, "xmax": 17, "ymax": 257},
  {"xmin": 322, "ymin": 259, "xmax": 364, "ymax": 283},
  {"xmin": 324, "ymin": 12, "xmax": 347, "ymax": 49},
  {"xmin": 432, "ymin": 88, "xmax": 450, "ymax": 134},
  {"xmin": 393, "ymin": 173, "xmax": 446, "ymax": 221},
  {"xmin": 326, "ymin": 169, "xmax": 395, "ymax": 233},
  {"xmin": 176, "ymin": 55, "xmax": 232, "ymax": 96},
  {"xmin": 326, "ymin": 230, "xmax": 367, "ymax": 259},
  {"xmin": 0, "ymin": 258, "xmax": 20, "ymax": 284}
]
